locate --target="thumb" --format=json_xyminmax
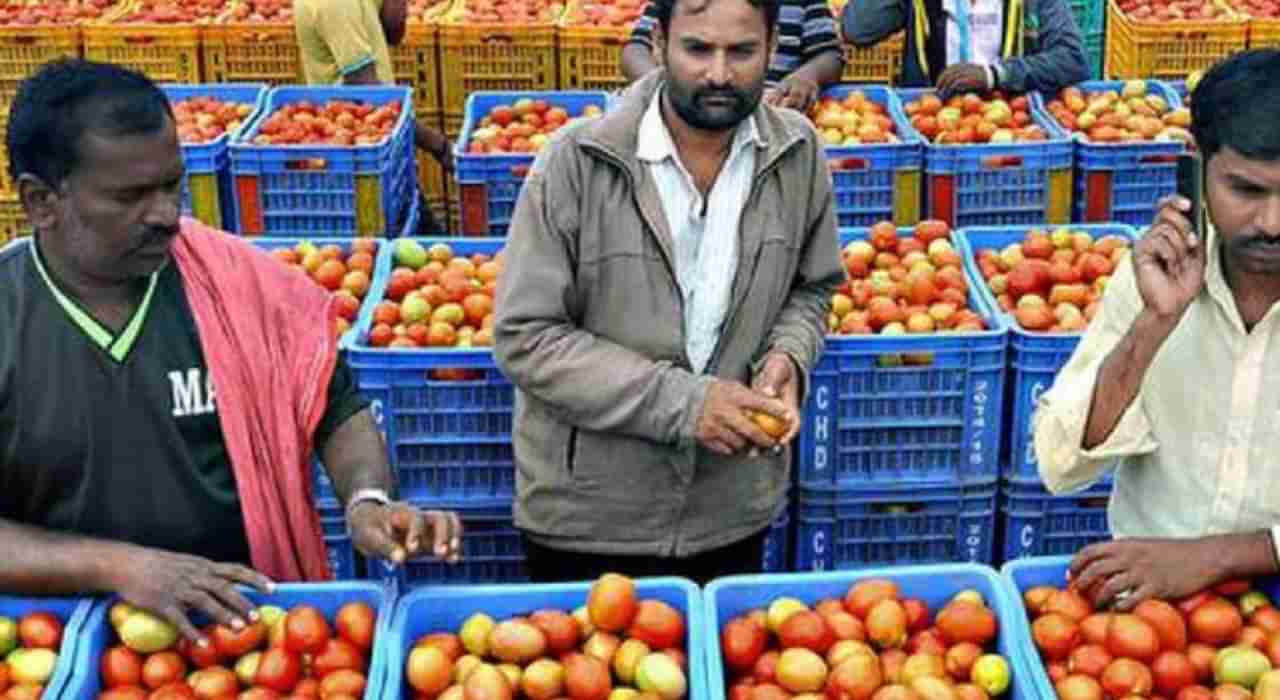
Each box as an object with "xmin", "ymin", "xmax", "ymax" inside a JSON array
[{"xmin": 356, "ymin": 508, "xmax": 408, "ymax": 564}]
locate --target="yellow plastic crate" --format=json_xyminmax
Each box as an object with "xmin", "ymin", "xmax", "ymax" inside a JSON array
[
  {"xmin": 557, "ymin": 1, "xmax": 632, "ymax": 91},
  {"xmin": 438, "ymin": 0, "xmax": 559, "ymax": 125},
  {"xmin": 841, "ymin": 31, "xmax": 904, "ymax": 83},
  {"xmin": 1221, "ymin": 0, "xmax": 1280, "ymax": 47},
  {"xmin": 0, "ymin": 195, "xmax": 29, "ymax": 244},
  {"xmin": 395, "ymin": 20, "xmax": 442, "ymax": 118},
  {"xmin": 0, "ymin": 24, "xmax": 81, "ymax": 121},
  {"xmin": 82, "ymin": 2, "xmax": 205, "ymax": 83},
  {"xmin": 201, "ymin": 21, "xmax": 299, "ymax": 84},
  {"xmin": 1104, "ymin": 0, "xmax": 1247, "ymax": 79}
]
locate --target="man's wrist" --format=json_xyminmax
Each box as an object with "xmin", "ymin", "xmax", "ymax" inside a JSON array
[{"xmin": 1216, "ymin": 531, "xmax": 1280, "ymax": 580}]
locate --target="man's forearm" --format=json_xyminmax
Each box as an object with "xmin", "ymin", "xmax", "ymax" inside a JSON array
[
  {"xmin": 1214, "ymin": 531, "xmax": 1280, "ymax": 581},
  {"xmin": 790, "ymin": 51, "xmax": 845, "ymax": 90},
  {"xmin": 1083, "ymin": 309, "xmax": 1178, "ymax": 450},
  {"xmin": 0, "ymin": 518, "xmax": 127, "ymax": 595},
  {"xmin": 622, "ymin": 43, "xmax": 659, "ymax": 83},
  {"xmin": 321, "ymin": 408, "xmax": 397, "ymax": 504}
]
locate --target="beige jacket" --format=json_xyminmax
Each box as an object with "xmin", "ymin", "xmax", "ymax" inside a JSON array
[{"xmin": 492, "ymin": 72, "xmax": 843, "ymax": 557}]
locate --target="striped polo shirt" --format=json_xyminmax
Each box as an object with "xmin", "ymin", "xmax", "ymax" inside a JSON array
[{"xmin": 626, "ymin": 0, "xmax": 843, "ymax": 86}]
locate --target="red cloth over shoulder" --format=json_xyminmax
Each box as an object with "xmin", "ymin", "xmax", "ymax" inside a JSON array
[{"xmin": 170, "ymin": 217, "xmax": 336, "ymax": 582}]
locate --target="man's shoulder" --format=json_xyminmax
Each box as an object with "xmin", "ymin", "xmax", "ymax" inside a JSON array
[{"xmin": 0, "ymin": 238, "xmax": 32, "ymax": 293}]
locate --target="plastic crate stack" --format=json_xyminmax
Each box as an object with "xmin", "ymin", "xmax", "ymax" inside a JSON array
[
  {"xmin": 792, "ymin": 226, "xmax": 1006, "ymax": 572},
  {"xmin": 161, "ymin": 83, "xmax": 269, "ymax": 232},
  {"xmin": 1069, "ymin": 0, "xmax": 1106, "ymax": 77},
  {"xmin": 1103, "ymin": 0, "xmax": 1247, "ymax": 79},
  {"xmin": 895, "ymin": 88, "xmax": 1075, "ymax": 229},
  {"xmin": 346, "ymin": 236, "xmax": 527, "ymax": 586},
  {"xmin": 455, "ymin": 90, "xmax": 609, "ymax": 237},
  {"xmin": 814, "ymin": 85, "xmax": 923, "ymax": 228},
  {"xmin": 1032, "ymin": 79, "xmax": 1187, "ymax": 227},
  {"xmin": 954, "ymin": 224, "xmax": 1136, "ymax": 562},
  {"xmin": 81, "ymin": 0, "xmax": 208, "ymax": 84},
  {"xmin": 230, "ymin": 85, "xmax": 420, "ymax": 237}
]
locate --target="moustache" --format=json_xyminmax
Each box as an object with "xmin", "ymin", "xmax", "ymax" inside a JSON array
[{"xmin": 132, "ymin": 226, "xmax": 179, "ymax": 252}]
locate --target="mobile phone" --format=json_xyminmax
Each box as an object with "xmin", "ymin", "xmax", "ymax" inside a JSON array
[{"xmin": 1176, "ymin": 153, "xmax": 1206, "ymax": 236}]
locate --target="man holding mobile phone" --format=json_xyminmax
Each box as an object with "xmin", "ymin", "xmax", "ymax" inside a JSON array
[{"xmin": 1031, "ymin": 48, "xmax": 1280, "ymax": 610}]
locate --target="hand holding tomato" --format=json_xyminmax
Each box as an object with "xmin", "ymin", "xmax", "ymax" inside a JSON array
[
  {"xmin": 348, "ymin": 501, "xmax": 463, "ymax": 566},
  {"xmin": 1067, "ymin": 538, "xmax": 1222, "ymax": 611},
  {"xmin": 751, "ymin": 352, "xmax": 802, "ymax": 448},
  {"xmin": 695, "ymin": 380, "xmax": 791, "ymax": 457},
  {"xmin": 936, "ymin": 63, "xmax": 991, "ymax": 101},
  {"xmin": 111, "ymin": 546, "xmax": 274, "ymax": 645}
]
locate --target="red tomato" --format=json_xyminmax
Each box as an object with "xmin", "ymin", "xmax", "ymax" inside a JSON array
[
  {"xmin": 188, "ymin": 668, "xmax": 240, "ymax": 700},
  {"xmin": 99, "ymin": 688, "xmax": 148, "ymax": 700},
  {"xmin": 237, "ymin": 689, "xmax": 281, "ymax": 700},
  {"xmin": 142, "ymin": 653, "xmax": 187, "ymax": 691},
  {"xmin": 211, "ymin": 622, "xmax": 267, "ymax": 659},
  {"xmin": 178, "ymin": 632, "xmax": 225, "ymax": 669},
  {"xmin": 148, "ymin": 683, "xmax": 196, "ymax": 700},
  {"xmin": 311, "ymin": 638, "xmax": 366, "ymax": 677},
  {"xmin": 334, "ymin": 603, "xmax": 375, "ymax": 653},
  {"xmin": 101, "ymin": 646, "xmax": 144, "ymax": 689},
  {"xmin": 291, "ymin": 681, "xmax": 319, "ymax": 700},
  {"xmin": 283, "ymin": 607, "xmax": 331, "ymax": 656},
  {"xmin": 18, "ymin": 613, "xmax": 63, "ymax": 650},
  {"xmin": 318, "ymin": 671, "xmax": 366, "ymax": 699},
  {"xmin": 255, "ymin": 648, "xmax": 303, "ymax": 694}
]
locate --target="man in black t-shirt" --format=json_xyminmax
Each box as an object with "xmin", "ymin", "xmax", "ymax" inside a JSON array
[{"xmin": 0, "ymin": 59, "xmax": 462, "ymax": 643}]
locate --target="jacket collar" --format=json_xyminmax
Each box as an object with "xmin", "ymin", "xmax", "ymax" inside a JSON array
[{"xmin": 579, "ymin": 71, "xmax": 804, "ymax": 177}]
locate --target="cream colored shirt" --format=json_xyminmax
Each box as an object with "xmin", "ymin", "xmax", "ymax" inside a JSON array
[
  {"xmin": 1033, "ymin": 227, "xmax": 1280, "ymax": 561},
  {"xmin": 294, "ymin": 0, "xmax": 395, "ymax": 85},
  {"xmin": 636, "ymin": 87, "xmax": 763, "ymax": 374}
]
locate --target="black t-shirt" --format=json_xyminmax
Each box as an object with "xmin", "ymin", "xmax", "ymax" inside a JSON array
[{"xmin": 0, "ymin": 240, "xmax": 366, "ymax": 565}]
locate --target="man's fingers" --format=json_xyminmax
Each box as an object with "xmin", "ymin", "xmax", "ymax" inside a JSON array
[
  {"xmin": 214, "ymin": 563, "xmax": 275, "ymax": 594},
  {"xmin": 401, "ymin": 507, "xmax": 428, "ymax": 556},
  {"xmin": 725, "ymin": 409, "xmax": 778, "ymax": 450},
  {"xmin": 423, "ymin": 510, "xmax": 451, "ymax": 559},
  {"xmin": 355, "ymin": 515, "xmax": 407, "ymax": 564},
  {"xmin": 717, "ymin": 419, "xmax": 751, "ymax": 452},
  {"xmin": 199, "ymin": 578, "xmax": 256, "ymax": 625},
  {"xmin": 162, "ymin": 604, "xmax": 205, "ymax": 646},
  {"xmin": 1069, "ymin": 542, "xmax": 1113, "ymax": 578},
  {"xmin": 1154, "ymin": 223, "xmax": 1190, "ymax": 262},
  {"xmin": 181, "ymin": 587, "xmax": 242, "ymax": 630},
  {"xmin": 1094, "ymin": 572, "xmax": 1137, "ymax": 610},
  {"xmin": 446, "ymin": 512, "xmax": 463, "ymax": 563},
  {"xmin": 1072, "ymin": 557, "xmax": 1127, "ymax": 599},
  {"xmin": 1115, "ymin": 585, "xmax": 1153, "ymax": 612},
  {"xmin": 1158, "ymin": 194, "xmax": 1192, "ymax": 213}
]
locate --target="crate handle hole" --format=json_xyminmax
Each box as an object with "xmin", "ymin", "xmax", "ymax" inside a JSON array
[
  {"xmin": 872, "ymin": 502, "xmax": 927, "ymax": 514},
  {"xmin": 1139, "ymin": 154, "xmax": 1180, "ymax": 164},
  {"xmin": 828, "ymin": 157, "xmax": 869, "ymax": 171},
  {"xmin": 482, "ymin": 33, "xmax": 515, "ymax": 43},
  {"xmin": 4, "ymin": 35, "xmax": 39, "ymax": 45},
  {"xmin": 124, "ymin": 35, "xmax": 159, "ymax": 45},
  {"xmin": 286, "ymin": 158, "xmax": 329, "ymax": 171},
  {"xmin": 981, "ymin": 155, "xmax": 1024, "ymax": 169}
]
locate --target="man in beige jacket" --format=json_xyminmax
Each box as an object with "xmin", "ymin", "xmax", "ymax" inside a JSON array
[
  {"xmin": 492, "ymin": 0, "xmax": 841, "ymax": 584},
  {"xmin": 1033, "ymin": 49, "xmax": 1280, "ymax": 610}
]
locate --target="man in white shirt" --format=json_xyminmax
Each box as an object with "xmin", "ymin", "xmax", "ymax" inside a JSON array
[
  {"xmin": 1033, "ymin": 49, "xmax": 1280, "ymax": 610},
  {"xmin": 492, "ymin": 0, "xmax": 841, "ymax": 584}
]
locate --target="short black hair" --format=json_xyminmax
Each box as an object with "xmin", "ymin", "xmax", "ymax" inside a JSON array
[
  {"xmin": 6, "ymin": 58, "xmax": 174, "ymax": 189},
  {"xmin": 651, "ymin": 0, "xmax": 780, "ymax": 39},
  {"xmin": 1191, "ymin": 49, "xmax": 1280, "ymax": 163}
]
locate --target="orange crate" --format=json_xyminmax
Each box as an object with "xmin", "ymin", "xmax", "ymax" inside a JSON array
[
  {"xmin": 1221, "ymin": 0, "xmax": 1280, "ymax": 47},
  {"xmin": 1104, "ymin": 0, "xmax": 1247, "ymax": 78},
  {"xmin": 202, "ymin": 21, "xmax": 299, "ymax": 84},
  {"xmin": 395, "ymin": 19, "xmax": 442, "ymax": 117},
  {"xmin": 841, "ymin": 31, "xmax": 904, "ymax": 83},
  {"xmin": 557, "ymin": 0, "xmax": 633, "ymax": 91},
  {"xmin": 0, "ymin": 23, "xmax": 81, "ymax": 120},
  {"xmin": 82, "ymin": 1, "xmax": 206, "ymax": 83},
  {"xmin": 437, "ymin": 0, "xmax": 559, "ymax": 125},
  {"xmin": 0, "ymin": 194, "xmax": 29, "ymax": 244}
]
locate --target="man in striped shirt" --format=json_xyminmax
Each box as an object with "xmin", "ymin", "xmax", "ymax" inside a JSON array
[{"xmin": 621, "ymin": 0, "xmax": 844, "ymax": 113}]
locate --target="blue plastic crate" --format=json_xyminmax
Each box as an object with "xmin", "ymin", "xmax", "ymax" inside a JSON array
[
  {"xmin": 1070, "ymin": 0, "xmax": 1106, "ymax": 35},
  {"xmin": 315, "ymin": 499, "xmax": 365, "ymax": 579},
  {"xmin": 704, "ymin": 564, "xmax": 1035, "ymax": 700},
  {"xmin": 368, "ymin": 497, "xmax": 527, "ymax": 586},
  {"xmin": 348, "ymin": 237, "xmax": 514, "ymax": 503},
  {"xmin": 798, "ymin": 227, "xmax": 1007, "ymax": 488},
  {"xmin": 1170, "ymin": 79, "xmax": 1190, "ymax": 103},
  {"xmin": 954, "ymin": 225, "xmax": 1140, "ymax": 482},
  {"xmin": 163, "ymin": 83, "xmax": 269, "ymax": 233},
  {"xmin": 231, "ymin": 85, "xmax": 417, "ymax": 236},
  {"xmin": 1032, "ymin": 80, "xmax": 1186, "ymax": 226},
  {"xmin": 1001, "ymin": 477, "xmax": 1112, "ymax": 562},
  {"xmin": 63, "ymin": 583, "xmax": 396, "ymax": 700},
  {"xmin": 896, "ymin": 88, "xmax": 1074, "ymax": 228},
  {"xmin": 761, "ymin": 496, "xmax": 792, "ymax": 573},
  {"xmin": 383, "ymin": 577, "xmax": 705, "ymax": 700},
  {"xmin": 816, "ymin": 85, "xmax": 923, "ymax": 227},
  {"xmin": 454, "ymin": 90, "xmax": 610, "ymax": 236},
  {"xmin": 794, "ymin": 479, "xmax": 998, "ymax": 571},
  {"xmin": 0, "ymin": 595, "xmax": 94, "ymax": 700}
]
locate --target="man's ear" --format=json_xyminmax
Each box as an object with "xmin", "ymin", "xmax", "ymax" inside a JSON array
[{"xmin": 18, "ymin": 173, "xmax": 60, "ymax": 235}]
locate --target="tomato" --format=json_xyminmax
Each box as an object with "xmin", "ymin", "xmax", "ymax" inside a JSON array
[
  {"xmin": 237, "ymin": 689, "xmax": 281, "ymax": 700},
  {"xmin": 318, "ymin": 671, "xmax": 366, "ymax": 699},
  {"xmin": 148, "ymin": 683, "xmax": 197, "ymax": 700},
  {"xmin": 5, "ymin": 685, "xmax": 42, "ymax": 700},
  {"xmin": 254, "ymin": 648, "xmax": 303, "ymax": 694},
  {"xmin": 188, "ymin": 668, "xmax": 240, "ymax": 700},
  {"xmin": 311, "ymin": 638, "xmax": 366, "ymax": 678},
  {"xmin": 283, "ymin": 607, "xmax": 331, "ymax": 656},
  {"xmin": 101, "ymin": 646, "xmax": 145, "ymax": 689},
  {"xmin": 99, "ymin": 687, "xmax": 149, "ymax": 700},
  {"xmin": 211, "ymin": 622, "xmax": 268, "ymax": 659},
  {"xmin": 334, "ymin": 604, "xmax": 375, "ymax": 653},
  {"xmin": 142, "ymin": 653, "xmax": 188, "ymax": 691},
  {"xmin": 291, "ymin": 680, "xmax": 319, "ymax": 700},
  {"xmin": 1214, "ymin": 580, "xmax": 1251, "ymax": 597},
  {"xmin": 17, "ymin": 614, "xmax": 63, "ymax": 651},
  {"xmin": 179, "ymin": 632, "xmax": 225, "ymax": 669}
]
